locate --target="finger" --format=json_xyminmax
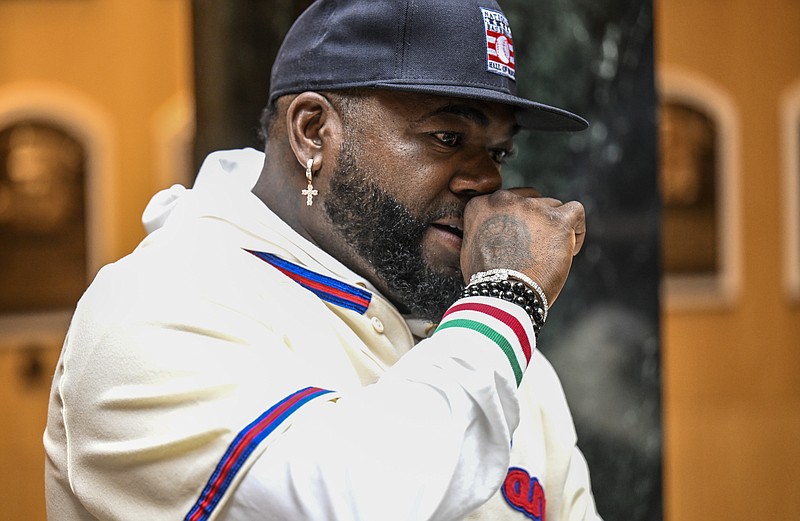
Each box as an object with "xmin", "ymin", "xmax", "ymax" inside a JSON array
[
  {"xmin": 507, "ymin": 186, "xmax": 542, "ymax": 198},
  {"xmin": 536, "ymin": 197, "xmax": 564, "ymax": 208},
  {"xmin": 507, "ymin": 188, "xmax": 564, "ymax": 209},
  {"xmin": 558, "ymin": 200, "xmax": 586, "ymax": 255},
  {"xmin": 573, "ymin": 219, "xmax": 586, "ymax": 255}
]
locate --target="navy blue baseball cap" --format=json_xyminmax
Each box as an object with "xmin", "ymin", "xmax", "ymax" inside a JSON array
[{"xmin": 269, "ymin": 0, "xmax": 588, "ymax": 131}]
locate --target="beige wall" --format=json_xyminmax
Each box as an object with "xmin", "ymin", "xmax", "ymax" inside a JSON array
[
  {"xmin": 657, "ymin": 0, "xmax": 800, "ymax": 519},
  {"xmin": 0, "ymin": 0, "xmax": 192, "ymax": 259},
  {"xmin": 0, "ymin": 2, "xmax": 192, "ymax": 519},
  {"xmin": 1, "ymin": 0, "xmax": 799, "ymax": 519}
]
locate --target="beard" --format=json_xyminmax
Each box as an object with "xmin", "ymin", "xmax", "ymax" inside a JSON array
[{"xmin": 324, "ymin": 142, "xmax": 465, "ymax": 322}]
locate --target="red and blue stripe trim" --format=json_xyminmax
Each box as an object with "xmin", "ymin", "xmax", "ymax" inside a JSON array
[
  {"xmin": 185, "ymin": 386, "xmax": 333, "ymax": 521},
  {"xmin": 245, "ymin": 250, "xmax": 372, "ymax": 314}
]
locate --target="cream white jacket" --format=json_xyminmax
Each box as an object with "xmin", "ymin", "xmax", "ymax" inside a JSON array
[{"xmin": 44, "ymin": 148, "xmax": 601, "ymax": 521}]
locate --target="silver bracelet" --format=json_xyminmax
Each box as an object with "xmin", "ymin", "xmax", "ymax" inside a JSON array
[{"xmin": 469, "ymin": 269, "xmax": 549, "ymax": 321}]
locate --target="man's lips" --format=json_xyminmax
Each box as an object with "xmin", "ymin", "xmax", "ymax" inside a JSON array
[
  {"xmin": 430, "ymin": 222, "xmax": 464, "ymax": 239},
  {"xmin": 428, "ymin": 220, "xmax": 464, "ymax": 254}
]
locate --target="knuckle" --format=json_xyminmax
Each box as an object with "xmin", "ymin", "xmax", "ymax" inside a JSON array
[
  {"xmin": 564, "ymin": 200, "xmax": 585, "ymax": 215},
  {"xmin": 554, "ymin": 200, "xmax": 585, "ymax": 222},
  {"xmin": 464, "ymin": 194, "xmax": 486, "ymax": 212},
  {"xmin": 487, "ymin": 189, "xmax": 516, "ymax": 205}
]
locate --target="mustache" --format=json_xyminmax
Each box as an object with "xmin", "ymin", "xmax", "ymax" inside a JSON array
[{"xmin": 424, "ymin": 201, "xmax": 465, "ymax": 224}]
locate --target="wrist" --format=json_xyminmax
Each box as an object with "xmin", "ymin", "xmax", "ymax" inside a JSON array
[{"xmin": 462, "ymin": 269, "xmax": 548, "ymax": 336}]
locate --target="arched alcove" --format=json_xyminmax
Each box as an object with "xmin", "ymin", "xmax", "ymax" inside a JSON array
[
  {"xmin": 658, "ymin": 67, "xmax": 742, "ymax": 309},
  {"xmin": 0, "ymin": 82, "xmax": 114, "ymax": 346},
  {"xmin": 0, "ymin": 121, "xmax": 87, "ymax": 312}
]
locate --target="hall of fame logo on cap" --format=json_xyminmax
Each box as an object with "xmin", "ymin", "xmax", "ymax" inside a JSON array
[{"xmin": 480, "ymin": 7, "xmax": 516, "ymax": 81}]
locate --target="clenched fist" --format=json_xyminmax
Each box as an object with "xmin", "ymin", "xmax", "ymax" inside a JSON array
[{"xmin": 460, "ymin": 188, "xmax": 586, "ymax": 306}]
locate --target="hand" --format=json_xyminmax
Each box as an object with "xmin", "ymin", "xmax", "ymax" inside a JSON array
[{"xmin": 460, "ymin": 188, "xmax": 586, "ymax": 306}]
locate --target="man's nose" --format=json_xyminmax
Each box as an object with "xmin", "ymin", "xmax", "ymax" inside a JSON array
[{"xmin": 448, "ymin": 152, "xmax": 503, "ymax": 197}]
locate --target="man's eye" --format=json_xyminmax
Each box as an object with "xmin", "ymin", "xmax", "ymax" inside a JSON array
[{"xmin": 433, "ymin": 132, "xmax": 462, "ymax": 147}]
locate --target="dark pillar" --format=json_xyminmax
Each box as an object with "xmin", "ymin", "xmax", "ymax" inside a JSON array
[
  {"xmin": 504, "ymin": 0, "xmax": 663, "ymax": 519},
  {"xmin": 191, "ymin": 0, "xmax": 313, "ymax": 171}
]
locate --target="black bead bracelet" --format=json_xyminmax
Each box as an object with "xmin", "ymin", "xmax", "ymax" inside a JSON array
[{"xmin": 461, "ymin": 278, "xmax": 546, "ymax": 336}]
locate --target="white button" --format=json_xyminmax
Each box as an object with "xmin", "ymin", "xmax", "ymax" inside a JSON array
[{"xmin": 371, "ymin": 316, "xmax": 385, "ymax": 333}]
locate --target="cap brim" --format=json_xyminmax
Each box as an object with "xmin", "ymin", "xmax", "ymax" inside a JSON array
[{"xmin": 373, "ymin": 82, "xmax": 588, "ymax": 132}]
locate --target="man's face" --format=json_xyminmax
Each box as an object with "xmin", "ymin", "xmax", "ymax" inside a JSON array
[{"xmin": 322, "ymin": 91, "xmax": 518, "ymax": 321}]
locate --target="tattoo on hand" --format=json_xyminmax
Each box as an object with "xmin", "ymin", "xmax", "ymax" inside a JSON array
[{"xmin": 470, "ymin": 215, "xmax": 533, "ymax": 270}]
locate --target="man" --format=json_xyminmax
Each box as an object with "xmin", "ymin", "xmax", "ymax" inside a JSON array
[{"xmin": 45, "ymin": 0, "xmax": 602, "ymax": 519}]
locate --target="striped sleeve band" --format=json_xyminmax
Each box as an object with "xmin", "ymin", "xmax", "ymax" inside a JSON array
[
  {"xmin": 434, "ymin": 297, "xmax": 535, "ymax": 387},
  {"xmin": 185, "ymin": 386, "xmax": 334, "ymax": 521}
]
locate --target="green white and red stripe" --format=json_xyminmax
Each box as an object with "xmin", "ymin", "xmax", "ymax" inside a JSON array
[{"xmin": 435, "ymin": 297, "xmax": 534, "ymax": 386}]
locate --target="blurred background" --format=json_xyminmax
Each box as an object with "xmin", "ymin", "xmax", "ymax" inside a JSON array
[{"xmin": 0, "ymin": 0, "xmax": 799, "ymax": 519}]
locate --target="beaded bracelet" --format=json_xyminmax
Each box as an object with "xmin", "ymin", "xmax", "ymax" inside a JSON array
[
  {"xmin": 461, "ymin": 276, "xmax": 547, "ymax": 336},
  {"xmin": 468, "ymin": 269, "xmax": 549, "ymax": 321}
]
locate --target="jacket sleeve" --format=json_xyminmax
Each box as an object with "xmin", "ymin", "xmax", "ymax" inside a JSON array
[
  {"xmin": 216, "ymin": 295, "xmax": 535, "ymax": 521},
  {"xmin": 52, "ymin": 248, "xmax": 539, "ymax": 521}
]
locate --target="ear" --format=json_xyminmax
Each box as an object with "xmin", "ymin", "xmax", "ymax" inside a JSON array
[{"xmin": 285, "ymin": 92, "xmax": 342, "ymax": 174}]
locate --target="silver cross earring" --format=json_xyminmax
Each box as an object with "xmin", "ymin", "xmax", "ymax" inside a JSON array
[{"xmin": 301, "ymin": 158, "xmax": 318, "ymax": 206}]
